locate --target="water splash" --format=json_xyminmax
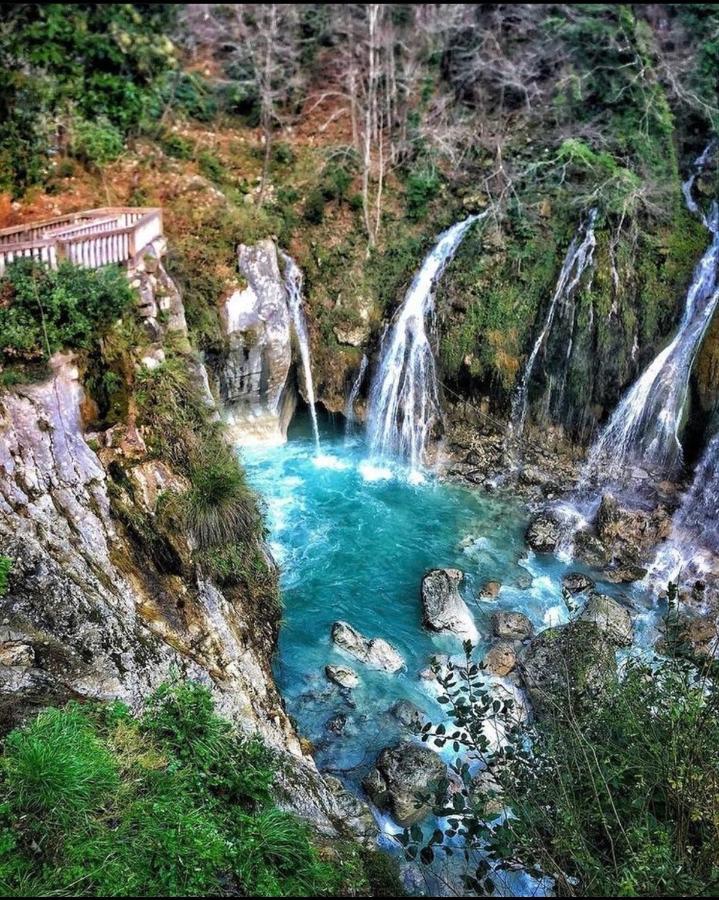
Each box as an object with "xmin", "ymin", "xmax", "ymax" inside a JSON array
[
  {"xmin": 508, "ymin": 209, "xmax": 598, "ymax": 450},
  {"xmin": 584, "ymin": 147, "xmax": 719, "ymax": 485},
  {"xmin": 344, "ymin": 353, "xmax": 368, "ymax": 433},
  {"xmin": 367, "ymin": 213, "xmax": 485, "ymax": 469},
  {"xmin": 281, "ymin": 252, "xmax": 321, "ymax": 452}
]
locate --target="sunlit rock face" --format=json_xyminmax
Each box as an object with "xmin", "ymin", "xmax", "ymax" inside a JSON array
[{"xmin": 207, "ymin": 239, "xmax": 296, "ymax": 445}]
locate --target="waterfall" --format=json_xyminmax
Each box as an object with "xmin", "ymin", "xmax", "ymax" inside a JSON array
[
  {"xmin": 345, "ymin": 353, "xmax": 368, "ymax": 432},
  {"xmin": 367, "ymin": 213, "xmax": 484, "ymax": 469},
  {"xmin": 584, "ymin": 149, "xmax": 719, "ymax": 484},
  {"xmin": 508, "ymin": 209, "xmax": 598, "ymax": 447},
  {"xmin": 281, "ymin": 252, "xmax": 321, "ymax": 451}
]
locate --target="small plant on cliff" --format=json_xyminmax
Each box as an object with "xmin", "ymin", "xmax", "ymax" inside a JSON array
[{"xmin": 0, "ymin": 557, "xmax": 10, "ymax": 597}]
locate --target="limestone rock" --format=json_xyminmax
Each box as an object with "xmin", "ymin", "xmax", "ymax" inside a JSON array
[
  {"xmin": 578, "ymin": 594, "xmax": 633, "ymax": 646},
  {"xmin": 325, "ymin": 664, "xmax": 359, "ymax": 689},
  {"xmin": 491, "ymin": 611, "xmax": 533, "ymax": 641},
  {"xmin": 421, "ymin": 569, "xmax": 479, "ymax": 642},
  {"xmin": 362, "ymin": 742, "xmax": 448, "ymax": 826},
  {"xmin": 330, "ymin": 621, "xmax": 404, "ymax": 672}
]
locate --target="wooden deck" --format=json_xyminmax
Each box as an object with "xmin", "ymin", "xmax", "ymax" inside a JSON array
[{"xmin": 0, "ymin": 207, "xmax": 163, "ymax": 275}]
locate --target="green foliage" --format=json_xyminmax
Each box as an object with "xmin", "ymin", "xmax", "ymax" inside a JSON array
[
  {"xmin": 0, "ymin": 3, "xmax": 177, "ymax": 193},
  {"xmin": 400, "ymin": 628, "xmax": 719, "ymax": 897},
  {"xmin": 405, "ymin": 166, "xmax": 442, "ymax": 220},
  {"xmin": 69, "ymin": 116, "xmax": 124, "ymax": 166},
  {"xmin": 0, "ymin": 557, "xmax": 10, "ymax": 597},
  {"xmin": 0, "ymin": 260, "xmax": 134, "ymax": 381},
  {"xmin": 0, "ymin": 681, "xmax": 365, "ymax": 896}
]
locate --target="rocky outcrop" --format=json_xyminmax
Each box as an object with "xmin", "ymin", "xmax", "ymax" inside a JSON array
[
  {"xmin": 362, "ymin": 742, "xmax": 448, "ymax": 826},
  {"xmin": 390, "ymin": 699, "xmax": 426, "ymax": 730},
  {"xmin": 206, "ymin": 240, "xmax": 296, "ymax": 445},
  {"xmin": 562, "ymin": 572, "xmax": 595, "ymax": 595},
  {"xmin": 421, "ymin": 568, "xmax": 479, "ymax": 642},
  {"xmin": 526, "ymin": 512, "xmax": 562, "ymax": 553},
  {"xmin": 586, "ymin": 494, "xmax": 672, "ymax": 575},
  {"xmin": 330, "ymin": 621, "xmax": 405, "ymax": 672},
  {"xmin": 325, "ymin": 664, "xmax": 359, "ymax": 689},
  {"xmin": 520, "ymin": 621, "xmax": 617, "ymax": 718},
  {"xmin": 482, "ymin": 640, "xmax": 518, "ymax": 677},
  {"xmin": 578, "ymin": 593, "xmax": 633, "ymax": 646}
]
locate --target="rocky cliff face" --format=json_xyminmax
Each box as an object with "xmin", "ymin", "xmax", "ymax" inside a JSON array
[
  {"xmin": 205, "ymin": 240, "xmax": 297, "ymax": 444},
  {"xmin": 0, "ymin": 248, "xmax": 374, "ymax": 843}
]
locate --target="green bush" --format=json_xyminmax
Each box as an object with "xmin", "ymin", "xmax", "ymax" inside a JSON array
[
  {"xmin": 0, "ymin": 680, "xmax": 374, "ymax": 897},
  {"xmin": 405, "ymin": 166, "xmax": 442, "ymax": 220},
  {"xmin": 0, "ymin": 260, "xmax": 134, "ymax": 379},
  {"xmin": 69, "ymin": 116, "xmax": 124, "ymax": 166},
  {"xmin": 0, "ymin": 557, "xmax": 10, "ymax": 597}
]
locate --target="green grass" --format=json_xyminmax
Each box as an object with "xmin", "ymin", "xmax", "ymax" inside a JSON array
[
  {"xmin": 0, "ymin": 557, "xmax": 10, "ymax": 597},
  {"xmin": 0, "ymin": 679, "xmax": 380, "ymax": 897}
]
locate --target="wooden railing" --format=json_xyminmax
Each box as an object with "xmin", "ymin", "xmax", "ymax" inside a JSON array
[{"xmin": 0, "ymin": 207, "xmax": 163, "ymax": 275}]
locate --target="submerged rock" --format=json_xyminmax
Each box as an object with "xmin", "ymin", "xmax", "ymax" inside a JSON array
[
  {"xmin": 362, "ymin": 742, "xmax": 448, "ymax": 826},
  {"xmin": 578, "ymin": 594, "xmax": 633, "ymax": 646},
  {"xmin": 330, "ymin": 621, "xmax": 404, "ymax": 672},
  {"xmin": 525, "ymin": 512, "xmax": 561, "ymax": 553},
  {"xmin": 482, "ymin": 640, "xmax": 518, "ymax": 677},
  {"xmin": 325, "ymin": 664, "xmax": 359, "ymax": 689},
  {"xmin": 562, "ymin": 572, "xmax": 595, "ymax": 595},
  {"xmin": 520, "ymin": 621, "xmax": 617, "ymax": 718},
  {"xmin": 479, "ymin": 580, "xmax": 502, "ymax": 599},
  {"xmin": 491, "ymin": 611, "xmax": 533, "ymax": 641},
  {"xmin": 421, "ymin": 568, "xmax": 479, "ymax": 641},
  {"xmin": 390, "ymin": 699, "xmax": 426, "ymax": 731}
]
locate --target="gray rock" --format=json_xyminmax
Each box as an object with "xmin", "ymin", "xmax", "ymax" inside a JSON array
[
  {"xmin": 331, "ymin": 621, "xmax": 404, "ymax": 672},
  {"xmin": 578, "ymin": 593, "xmax": 633, "ymax": 646},
  {"xmin": 362, "ymin": 742, "xmax": 448, "ymax": 826},
  {"xmin": 526, "ymin": 512, "xmax": 561, "ymax": 553},
  {"xmin": 325, "ymin": 664, "xmax": 359, "ymax": 689},
  {"xmin": 491, "ymin": 611, "xmax": 533, "ymax": 640},
  {"xmin": 562, "ymin": 572, "xmax": 595, "ymax": 595},
  {"xmin": 325, "ymin": 713, "xmax": 348, "ymax": 735},
  {"xmin": 390, "ymin": 699, "xmax": 426, "ymax": 730},
  {"xmin": 520, "ymin": 621, "xmax": 617, "ymax": 718},
  {"xmin": 421, "ymin": 569, "xmax": 478, "ymax": 641},
  {"xmin": 322, "ymin": 775, "xmax": 380, "ymax": 847}
]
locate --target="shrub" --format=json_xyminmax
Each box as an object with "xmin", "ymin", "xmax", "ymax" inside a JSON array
[
  {"xmin": 69, "ymin": 116, "xmax": 124, "ymax": 166},
  {"xmin": 0, "ymin": 260, "xmax": 134, "ymax": 380},
  {"xmin": 0, "ymin": 557, "xmax": 10, "ymax": 597},
  {"xmin": 405, "ymin": 166, "xmax": 442, "ymax": 220}
]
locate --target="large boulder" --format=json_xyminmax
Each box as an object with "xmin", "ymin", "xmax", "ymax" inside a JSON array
[
  {"xmin": 520, "ymin": 621, "xmax": 617, "ymax": 719},
  {"xmin": 526, "ymin": 512, "xmax": 561, "ymax": 553},
  {"xmin": 482, "ymin": 640, "xmax": 518, "ymax": 677},
  {"xmin": 421, "ymin": 569, "xmax": 479, "ymax": 642},
  {"xmin": 578, "ymin": 593, "xmax": 633, "ymax": 646},
  {"xmin": 330, "ymin": 621, "xmax": 404, "ymax": 672},
  {"xmin": 491, "ymin": 611, "xmax": 533, "ymax": 640},
  {"xmin": 325, "ymin": 664, "xmax": 359, "ymax": 689},
  {"xmin": 594, "ymin": 494, "xmax": 671, "ymax": 570},
  {"xmin": 562, "ymin": 572, "xmax": 595, "ymax": 595},
  {"xmin": 362, "ymin": 742, "xmax": 448, "ymax": 826},
  {"xmin": 390, "ymin": 699, "xmax": 426, "ymax": 731}
]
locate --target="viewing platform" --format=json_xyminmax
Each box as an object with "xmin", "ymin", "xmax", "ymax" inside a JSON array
[{"xmin": 0, "ymin": 207, "xmax": 163, "ymax": 276}]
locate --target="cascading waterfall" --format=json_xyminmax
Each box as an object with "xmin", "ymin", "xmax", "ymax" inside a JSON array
[
  {"xmin": 584, "ymin": 150, "xmax": 719, "ymax": 484},
  {"xmin": 507, "ymin": 208, "xmax": 598, "ymax": 450},
  {"xmin": 367, "ymin": 213, "xmax": 484, "ymax": 469},
  {"xmin": 344, "ymin": 353, "xmax": 368, "ymax": 433},
  {"xmin": 281, "ymin": 252, "xmax": 321, "ymax": 451}
]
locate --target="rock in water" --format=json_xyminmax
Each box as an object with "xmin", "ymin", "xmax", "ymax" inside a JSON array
[
  {"xmin": 578, "ymin": 593, "xmax": 633, "ymax": 646},
  {"xmin": 325, "ymin": 664, "xmax": 359, "ymax": 689},
  {"xmin": 491, "ymin": 611, "xmax": 533, "ymax": 640},
  {"xmin": 421, "ymin": 568, "xmax": 479, "ymax": 642},
  {"xmin": 390, "ymin": 699, "xmax": 426, "ymax": 730},
  {"xmin": 526, "ymin": 512, "xmax": 561, "ymax": 553},
  {"xmin": 330, "ymin": 621, "xmax": 404, "ymax": 672},
  {"xmin": 520, "ymin": 621, "xmax": 617, "ymax": 718},
  {"xmin": 362, "ymin": 742, "xmax": 448, "ymax": 826},
  {"xmin": 562, "ymin": 572, "xmax": 595, "ymax": 595},
  {"xmin": 479, "ymin": 580, "xmax": 502, "ymax": 599},
  {"xmin": 482, "ymin": 641, "xmax": 518, "ymax": 676}
]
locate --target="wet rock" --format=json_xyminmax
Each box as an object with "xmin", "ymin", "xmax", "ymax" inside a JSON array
[
  {"xmin": 491, "ymin": 611, "xmax": 533, "ymax": 641},
  {"xmin": 390, "ymin": 699, "xmax": 426, "ymax": 731},
  {"xmin": 520, "ymin": 621, "xmax": 617, "ymax": 718},
  {"xmin": 325, "ymin": 713, "xmax": 348, "ymax": 735},
  {"xmin": 515, "ymin": 573, "xmax": 533, "ymax": 590},
  {"xmin": 526, "ymin": 512, "xmax": 561, "ymax": 553},
  {"xmin": 667, "ymin": 615, "xmax": 719, "ymax": 661},
  {"xmin": 322, "ymin": 775, "xmax": 380, "ymax": 847},
  {"xmin": 602, "ymin": 565, "xmax": 648, "ymax": 584},
  {"xmin": 577, "ymin": 593, "xmax": 633, "ymax": 646},
  {"xmin": 573, "ymin": 531, "xmax": 611, "ymax": 568},
  {"xmin": 325, "ymin": 664, "xmax": 359, "ymax": 689},
  {"xmin": 421, "ymin": 569, "xmax": 478, "ymax": 641},
  {"xmin": 595, "ymin": 494, "xmax": 671, "ymax": 568},
  {"xmin": 482, "ymin": 641, "xmax": 518, "ymax": 677},
  {"xmin": 562, "ymin": 572, "xmax": 595, "ymax": 595},
  {"xmin": 479, "ymin": 580, "xmax": 502, "ymax": 600},
  {"xmin": 362, "ymin": 742, "xmax": 448, "ymax": 826},
  {"xmin": 330, "ymin": 621, "xmax": 404, "ymax": 672}
]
